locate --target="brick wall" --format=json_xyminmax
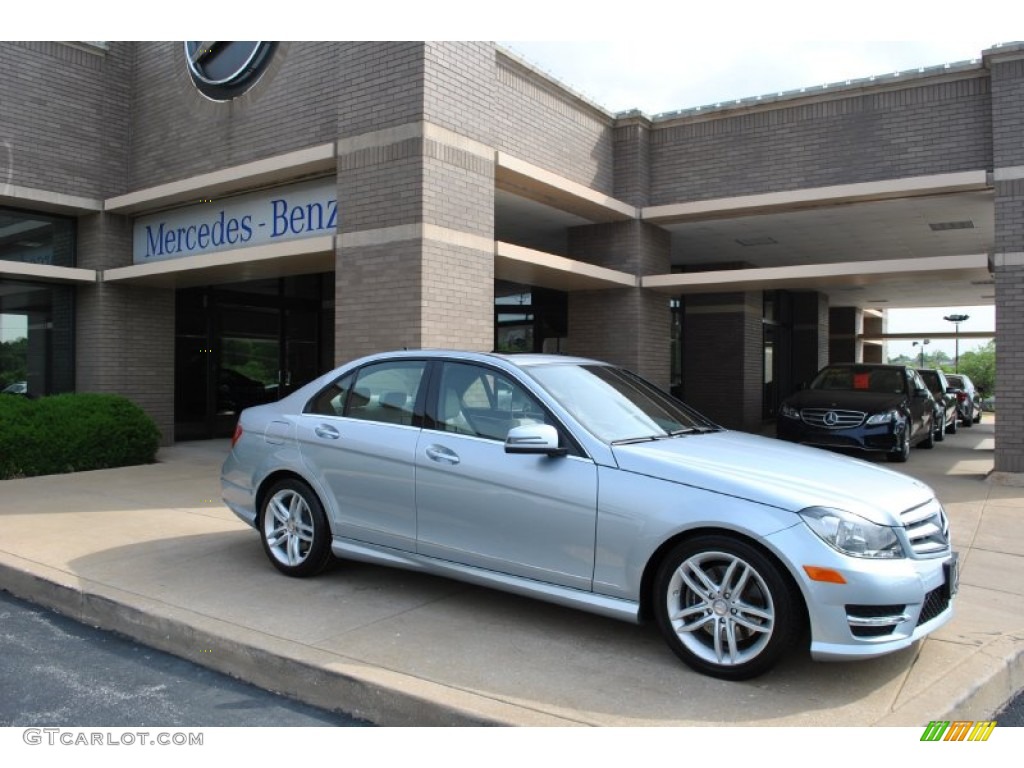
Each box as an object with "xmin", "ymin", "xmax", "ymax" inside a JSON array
[
  {"xmin": 0, "ymin": 42, "xmax": 131, "ymax": 199},
  {"xmin": 130, "ymin": 42, "xmax": 341, "ymax": 189},
  {"xmin": 649, "ymin": 75, "xmax": 993, "ymax": 204},
  {"xmin": 494, "ymin": 51, "xmax": 615, "ymax": 193}
]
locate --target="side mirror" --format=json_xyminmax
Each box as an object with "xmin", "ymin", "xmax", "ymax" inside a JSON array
[
  {"xmin": 914, "ymin": 387, "xmax": 930, "ymax": 399},
  {"xmin": 505, "ymin": 423, "xmax": 567, "ymax": 457}
]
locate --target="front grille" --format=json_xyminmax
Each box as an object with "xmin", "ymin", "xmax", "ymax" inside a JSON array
[
  {"xmin": 800, "ymin": 408, "xmax": 866, "ymax": 429},
  {"xmin": 899, "ymin": 499, "xmax": 950, "ymax": 557},
  {"xmin": 917, "ymin": 587, "xmax": 950, "ymax": 626}
]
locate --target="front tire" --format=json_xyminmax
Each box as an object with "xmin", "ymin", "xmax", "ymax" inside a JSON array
[
  {"xmin": 888, "ymin": 430, "xmax": 910, "ymax": 462},
  {"xmin": 653, "ymin": 536, "xmax": 801, "ymax": 680},
  {"xmin": 259, "ymin": 478, "xmax": 333, "ymax": 577}
]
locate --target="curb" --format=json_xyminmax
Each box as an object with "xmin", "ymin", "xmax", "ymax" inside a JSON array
[{"xmin": 0, "ymin": 558, "xmax": 578, "ymax": 727}]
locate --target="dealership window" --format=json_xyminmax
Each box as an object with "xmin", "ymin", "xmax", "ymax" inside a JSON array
[
  {"xmin": 494, "ymin": 282, "xmax": 567, "ymax": 354},
  {"xmin": 0, "ymin": 208, "xmax": 76, "ymax": 398},
  {"xmin": 0, "ymin": 280, "xmax": 75, "ymax": 397},
  {"xmin": 0, "ymin": 208, "xmax": 76, "ymax": 268}
]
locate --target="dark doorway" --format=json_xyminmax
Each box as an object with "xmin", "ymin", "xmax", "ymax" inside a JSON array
[{"xmin": 175, "ymin": 274, "xmax": 333, "ymax": 440}]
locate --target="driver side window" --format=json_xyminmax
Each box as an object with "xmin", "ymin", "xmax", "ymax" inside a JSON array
[{"xmin": 435, "ymin": 363, "xmax": 550, "ymax": 441}]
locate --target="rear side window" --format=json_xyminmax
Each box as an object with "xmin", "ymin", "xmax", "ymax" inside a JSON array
[
  {"xmin": 345, "ymin": 361, "xmax": 426, "ymax": 426},
  {"xmin": 307, "ymin": 373, "xmax": 354, "ymax": 417}
]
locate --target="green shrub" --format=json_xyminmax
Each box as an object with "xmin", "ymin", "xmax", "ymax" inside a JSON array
[{"xmin": 0, "ymin": 393, "xmax": 160, "ymax": 479}]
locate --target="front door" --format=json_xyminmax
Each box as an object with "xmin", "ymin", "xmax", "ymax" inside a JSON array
[{"xmin": 414, "ymin": 361, "xmax": 598, "ymax": 591}]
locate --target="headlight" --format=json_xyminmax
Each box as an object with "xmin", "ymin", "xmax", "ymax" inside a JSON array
[
  {"xmin": 799, "ymin": 506, "xmax": 904, "ymax": 559},
  {"xmin": 866, "ymin": 410, "xmax": 898, "ymax": 425},
  {"xmin": 780, "ymin": 403, "xmax": 800, "ymax": 419}
]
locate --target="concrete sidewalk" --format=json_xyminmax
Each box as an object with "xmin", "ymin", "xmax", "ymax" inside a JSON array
[{"xmin": 1, "ymin": 421, "xmax": 1022, "ymax": 726}]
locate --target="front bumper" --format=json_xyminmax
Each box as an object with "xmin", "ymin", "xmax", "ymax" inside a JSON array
[
  {"xmin": 765, "ymin": 524, "xmax": 956, "ymax": 661},
  {"xmin": 776, "ymin": 416, "xmax": 904, "ymax": 454}
]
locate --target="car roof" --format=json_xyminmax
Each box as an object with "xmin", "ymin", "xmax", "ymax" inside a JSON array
[{"xmin": 350, "ymin": 349, "xmax": 610, "ymax": 370}]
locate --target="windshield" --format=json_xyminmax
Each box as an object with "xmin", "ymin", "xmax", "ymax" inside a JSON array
[
  {"xmin": 526, "ymin": 363, "xmax": 716, "ymax": 444},
  {"xmin": 808, "ymin": 366, "xmax": 905, "ymax": 395}
]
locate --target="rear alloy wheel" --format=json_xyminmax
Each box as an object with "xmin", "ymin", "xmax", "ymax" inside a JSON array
[
  {"xmin": 654, "ymin": 536, "xmax": 800, "ymax": 680},
  {"xmin": 888, "ymin": 430, "xmax": 910, "ymax": 463},
  {"xmin": 259, "ymin": 478, "xmax": 333, "ymax": 577},
  {"xmin": 934, "ymin": 411, "xmax": 945, "ymax": 442},
  {"xmin": 962, "ymin": 410, "xmax": 973, "ymax": 428}
]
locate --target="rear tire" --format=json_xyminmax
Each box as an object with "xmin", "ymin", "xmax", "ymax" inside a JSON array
[{"xmin": 259, "ymin": 478, "xmax": 334, "ymax": 577}]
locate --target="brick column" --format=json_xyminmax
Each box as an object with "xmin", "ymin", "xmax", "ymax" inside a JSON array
[
  {"xmin": 334, "ymin": 42, "xmax": 495, "ymax": 363},
  {"xmin": 791, "ymin": 292, "xmax": 829, "ymax": 385},
  {"xmin": 681, "ymin": 292, "xmax": 763, "ymax": 431},
  {"xmin": 76, "ymin": 213, "xmax": 175, "ymax": 445},
  {"xmin": 829, "ymin": 306, "xmax": 863, "ymax": 363},
  {"xmin": 565, "ymin": 220, "xmax": 671, "ymax": 388},
  {"xmin": 990, "ymin": 47, "xmax": 1024, "ymax": 475}
]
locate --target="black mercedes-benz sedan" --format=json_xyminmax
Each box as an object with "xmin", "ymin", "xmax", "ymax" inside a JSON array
[{"xmin": 776, "ymin": 363, "xmax": 937, "ymax": 462}]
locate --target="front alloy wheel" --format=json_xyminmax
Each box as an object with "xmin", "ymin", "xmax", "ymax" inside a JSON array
[
  {"xmin": 654, "ymin": 536, "xmax": 800, "ymax": 680},
  {"xmin": 888, "ymin": 429, "xmax": 910, "ymax": 463},
  {"xmin": 259, "ymin": 478, "xmax": 333, "ymax": 577}
]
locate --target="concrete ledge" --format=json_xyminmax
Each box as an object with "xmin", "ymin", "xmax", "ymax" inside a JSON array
[{"xmin": 0, "ymin": 556, "xmax": 576, "ymax": 727}]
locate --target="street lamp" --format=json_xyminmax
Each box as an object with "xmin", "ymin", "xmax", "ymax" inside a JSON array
[
  {"xmin": 912, "ymin": 339, "xmax": 930, "ymax": 368},
  {"xmin": 944, "ymin": 314, "xmax": 970, "ymax": 372}
]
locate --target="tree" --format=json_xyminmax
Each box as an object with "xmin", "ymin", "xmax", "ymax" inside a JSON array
[{"xmin": 956, "ymin": 340, "xmax": 995, "ymax": 394}]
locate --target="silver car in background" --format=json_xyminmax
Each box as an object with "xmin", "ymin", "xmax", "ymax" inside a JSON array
[{"xmin": 221, "ymin": 350, "xmax": 957, "ymax": 680}]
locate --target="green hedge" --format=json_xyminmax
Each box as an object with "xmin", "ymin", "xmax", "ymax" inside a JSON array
[{"xmin": 0, "ymin": 393, "xmax": 160, "ymax": 479}]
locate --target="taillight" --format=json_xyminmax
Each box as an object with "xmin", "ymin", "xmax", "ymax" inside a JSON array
[
  {"xmin": 956, "ymin": 392, "xmax": 966, "ymax": 403},
  {"xmin": 231, "ymin": 423, "xmax": 243, "ymax": 448}
]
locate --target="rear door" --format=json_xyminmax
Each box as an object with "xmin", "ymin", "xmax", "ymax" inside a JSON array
[{"xmin": 296, "ymin": 359, "xmax": 426, "ymax": 552}]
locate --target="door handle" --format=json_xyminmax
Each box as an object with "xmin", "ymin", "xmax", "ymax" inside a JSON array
[
  {"xmin": 315, "ymin": 424, "xmax": 340, "ymax": 440},
  {"xmin": 425, "ymin": 444, "xmax": 460, "ymax": 465}
]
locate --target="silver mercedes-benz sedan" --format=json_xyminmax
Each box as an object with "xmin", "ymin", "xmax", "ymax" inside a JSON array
[{"xmin": 221, "ymin": 350, "xmax": 957, "ymax": 680}]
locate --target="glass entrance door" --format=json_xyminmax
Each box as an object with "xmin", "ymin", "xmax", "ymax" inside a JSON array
[
  {"xmin": 174, "ymin": 276, "xmax": 331, "ymax": 440},
  {"xmin": 215, "ymin": 306, "xmax": 281, "ymax": 437}
]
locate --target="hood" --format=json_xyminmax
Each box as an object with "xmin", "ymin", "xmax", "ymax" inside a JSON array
[
  {"xmin": 783, "ymin": 389, "xmax": 906, "ymax": 413},
  {"xmin": 611, "ymin": 430, "xmax": 932, "ymax": 525}
]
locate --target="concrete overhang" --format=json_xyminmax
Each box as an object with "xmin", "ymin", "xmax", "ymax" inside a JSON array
[
  {"xmin": 101, "ymin": 235, "xmax": 335, "ymax": 289},
  {"xmin": 642, "ymin": 171, "xmax": 991, "ymax": 224},
  {"xmin": 641, "ymin": 253, "xmax": 991, "ymax": 295},
  {"xmin": 0, "ymin": 184, "xmax": 103, "ymax": 216},
  {"xmin": 0, "ymin": 261, "xmax": 98, "ymax": 284},
  {"xmin": 495, "ymin": 153, "xmax": 636, "ymax": 223},
  {"xmin": 495, "ymin": 242, "xmax": 636, "ymax": 291},
  {"xmin": 104, "ymin": 143, "xmax": 336, "ymax": 216}
]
